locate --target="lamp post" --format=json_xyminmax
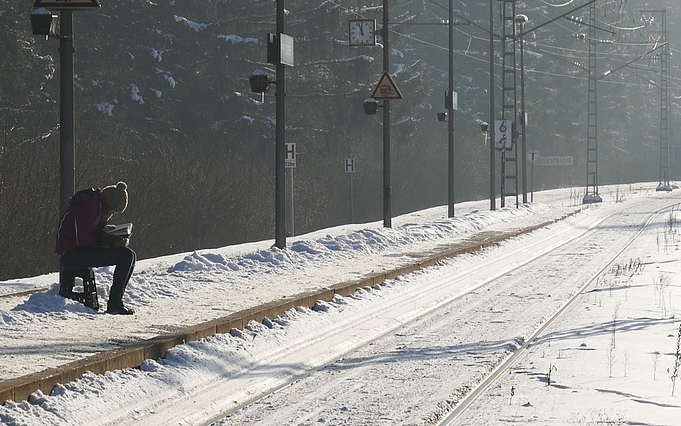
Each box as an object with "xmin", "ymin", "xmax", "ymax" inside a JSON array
[
  {"xmin": 420, "ymin": 0, "xmax": 458, "ymax": 216},
  {"xmin": 249, "ymin": 0, "xmax": 293, "ymax": 248},
  {"xmin": 446, "ymin": 0, "xmax": 455, "ymax": 217},
  {"xmin": 436, "ymin": 0, "xmax": 457, "ymax": 216},
  {"xmin": 59, "ymin": 10, "xmax": 75, "ymax": 217},
  {"xmin": 514, "ymin": 14, "xmax": 528, "ymax": 204},
  {"xmin": 30, "ymin": 7, "xmax": 73, "ymax": 217},
  {"xmin": 274, "ymin": 0, "xmax": 287, "ymax": 248},
  {"xmin": 360, "ymin": 5, "xmax": 392, "ymax": 227},
  {"xmin": 30, "ymin": 2, "xmax": 100, "ymax": 217},
  {"xmin": 488, "ymin": 0, "xmax": 496, "ymax": 211},
  {"xmin": 382, "ymin": 0, "xmax": 391, "ymax": 228}
]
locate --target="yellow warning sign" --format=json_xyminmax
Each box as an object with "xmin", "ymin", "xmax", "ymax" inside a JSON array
[{"xmin": 371, "ymin": 72, "xmax": 403, "ymax": 100}]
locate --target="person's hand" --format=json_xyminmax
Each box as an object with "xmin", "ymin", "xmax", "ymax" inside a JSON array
[{"xmin": 111, "ymin": 236, "xmax": 129, "ymax": 248}]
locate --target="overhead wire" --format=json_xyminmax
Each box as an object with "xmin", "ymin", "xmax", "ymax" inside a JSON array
[
  {"xmin": 321, "ymin": 0, "xmax": 679, "ymax": 91},
  {"xmin": 390, "ymin": 2, "xmax": 631, "ymax": 83}
]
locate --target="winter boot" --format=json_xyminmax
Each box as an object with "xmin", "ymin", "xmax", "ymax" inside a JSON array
[
  {"xmin": 106, "ymin": 304, "xmax": 135, "ymax": 315},
  {"xmin": 106, "ymin": 286, "xmax": 133, "ymax": 315},
  {"xmin": 58, "ymin": 267, "xmax": 76, "ymax": 298}
]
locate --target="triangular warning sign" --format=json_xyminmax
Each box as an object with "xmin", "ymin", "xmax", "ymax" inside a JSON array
[
  {"xmin": 371, "ymin": 71, "xmax": 403, "ymax": 100},
  {"xmin": 33, "ymin": 0, "xmax": 101, "ymax": 10}
]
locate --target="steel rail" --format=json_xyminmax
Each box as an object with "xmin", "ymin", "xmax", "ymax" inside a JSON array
[{"xmin": 437, "ymin": 202, "xmax": 678, "ymax": 425}]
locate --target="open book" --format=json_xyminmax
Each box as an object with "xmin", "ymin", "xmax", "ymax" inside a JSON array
[{"xmin": 103, "ymin": 223, "xmax": 133, "ymax": 237}]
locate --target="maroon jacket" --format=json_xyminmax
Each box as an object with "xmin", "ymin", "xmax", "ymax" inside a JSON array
[{"xmin": 55, "ymin": 189, "xmax": 110, "ymax": 255}]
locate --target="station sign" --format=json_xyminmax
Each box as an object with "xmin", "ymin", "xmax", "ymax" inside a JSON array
[
  {"xmin": 537, "ymin": 156, "xmax": 573, "ymax": 166},
  {"xmin": 345, "ymin": 158, "xmax": 356, "ymax": 174},
  {"xmin": 285, "ymin": 143, "xmax": 296, "ymax": 168},
  {"xmin": 494, "ymin": 119, "xmax": 512, "ymax": 150},
  {"xmin": 267, "ymin": 33, "xmax": 294, "ymax": 67}
]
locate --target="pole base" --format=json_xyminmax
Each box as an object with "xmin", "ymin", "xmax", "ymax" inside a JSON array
[{"xmin": 582, "ymin": 193, "xmax": 603, "ymax": 204}]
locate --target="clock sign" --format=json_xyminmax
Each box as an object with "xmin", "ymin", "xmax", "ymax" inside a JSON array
[{"xmin": 348, "ymin": 19, "xmax": 376, "ymax": 46}]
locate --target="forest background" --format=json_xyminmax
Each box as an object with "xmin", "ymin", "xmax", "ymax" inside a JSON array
[{"xmin": 0, "ymin": 0, "xmax": 679, "ymax": 279}]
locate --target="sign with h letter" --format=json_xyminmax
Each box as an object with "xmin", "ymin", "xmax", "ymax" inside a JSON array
[
  {"xmin": 345, "ymin": 158, "xmax": 356, "ymax": 174},
  {"xmin": 285, "ymin": 143, "xmax": 296, "ymax": 168}
]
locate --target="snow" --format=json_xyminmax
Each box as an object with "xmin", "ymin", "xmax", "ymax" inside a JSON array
[
  {"xmin": 130, "ymin": 83, "xmax": 144, "ymax": 104},
  {"xmin": 173, "ymin": 15, "xmax": 210, "ymax": 32},
  {"xmin": 151, "ymin": 49, "xmax": 164, "ymax": 62},
  {"xmin": 217, "ymin": 34, "xmax": 258, "ymax": 44},
  {"xmin": 163, "ymin": 73, "xmax": 176, "ymax": 88},
  {"xmin": 95, "ymin": 101, "xmax": 115, "ymax": 117},
  {"xmin": 1, "ymin": 183, "xmax": 681, "ymax": 425}
]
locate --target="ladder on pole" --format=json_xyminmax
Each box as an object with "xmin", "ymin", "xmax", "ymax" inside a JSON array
[{"xmin": 500, "ymin": 0, "xmax": 519, "ymax": 208}]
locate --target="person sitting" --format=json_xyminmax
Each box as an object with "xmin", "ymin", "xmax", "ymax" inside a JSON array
[{"xmin": 55, "ymin": 181, "xmax": 136, "ymax": 315}]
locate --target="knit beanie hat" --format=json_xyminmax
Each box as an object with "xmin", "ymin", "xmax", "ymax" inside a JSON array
[{"xmin": 101, "ymin": 181, "xmax": 129, "ymax": 213}]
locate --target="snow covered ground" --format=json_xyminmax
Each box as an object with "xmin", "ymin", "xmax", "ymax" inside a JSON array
[
  {"xmin": 458, "ymin": 193, "xmax": 681, "ymax": 426},
  {"xmin": 2, "ymin": 183, "xmax": 681, "ymax": 425}
]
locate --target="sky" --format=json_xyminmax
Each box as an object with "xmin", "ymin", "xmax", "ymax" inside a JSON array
[{"xmin": 1, "ymin": 182, "xmax": 681, "ymax": 425}]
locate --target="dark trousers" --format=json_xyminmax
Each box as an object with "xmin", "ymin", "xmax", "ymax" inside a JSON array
[{"xmin": 59, "ymin": 246, "xmax": 136, "ymax": 306}]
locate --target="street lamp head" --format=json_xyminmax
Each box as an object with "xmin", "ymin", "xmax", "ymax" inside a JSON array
[
  {"xmin": 363, "ymin": 98, "xmax": 379, "ymax": 115},
  {"xmin": 514, "ymin": 14, "xmax": 529, "ymax": 24},
  {"xmin": 30, "ymin": 8, "xmax": 58, "ymax": 39},
  {"xmin": 480, "ymin": 121, "xmax": 489, "ymax": 133},
  {"xmin": 248, "ymin": 71, "xmax": 274, "ymax": 94}
]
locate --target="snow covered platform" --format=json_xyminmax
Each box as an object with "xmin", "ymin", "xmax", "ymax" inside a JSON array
[{"xmin": 0, "ymin": 185, "xmax": 658, "ymax": 407}]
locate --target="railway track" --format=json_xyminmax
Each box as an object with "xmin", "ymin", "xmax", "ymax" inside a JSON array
[
  {"xmin": 436, "ymin": 202, "xmax": 675, "ymax": 425},
  {"xmin": 207, "ymin": 198, "xmax": 679, "ymax": 425},
  {"xmin": 0, "ymin": 288, "xmax": 45, "ymax": 299}
]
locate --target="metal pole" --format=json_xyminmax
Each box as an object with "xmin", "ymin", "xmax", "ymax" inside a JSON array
[
  {"xmin": 447, "ymin": 0, "xmax": 455, "ymax": 217},
  {"xmin": 290, "ymin": 167, "xmax": 294, "ymax": 237},
  {"xmin": 349, "ymin": 172, "xmax": 354, "ymax": 223},
  {"xmin": 530, "ymin": 161, "xmax": 534, "ymax": 203},
  {"xmin": 519, "ymin": 22, "xmax": 527, "ymax": 203},
  {"xmin": 59, "ymin": 10, "xmax": 75, "ymax": 217},
  {"xmin": 488, "ymin": 0, "xmax": 496, "ymax": 211},
  {"xmin": 382, "ymin": 0, "xmax": 391, "ymax": 228},
  {"xmin": 501, "ymin": 146, "xmax": 506, "ymax": 208},
  {"xmin": 275, "ymin": 0, "xmax": 286, "ymax": 248}
]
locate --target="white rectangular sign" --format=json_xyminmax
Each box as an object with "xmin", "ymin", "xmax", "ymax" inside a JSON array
[
  {"xmin": 494, "ymin": 119, "xmax": 512, "ymax": 150},
  {"xmin": 537, "ymin": 156, "xmax": 573, "ymax": 166},
  {"xmin": 285, "ymin": 143, "xmax": 296, "ymax": 168},
  {"xmin": 345, "ymin": 158, "xmax": 356, "ymax": 174}
]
